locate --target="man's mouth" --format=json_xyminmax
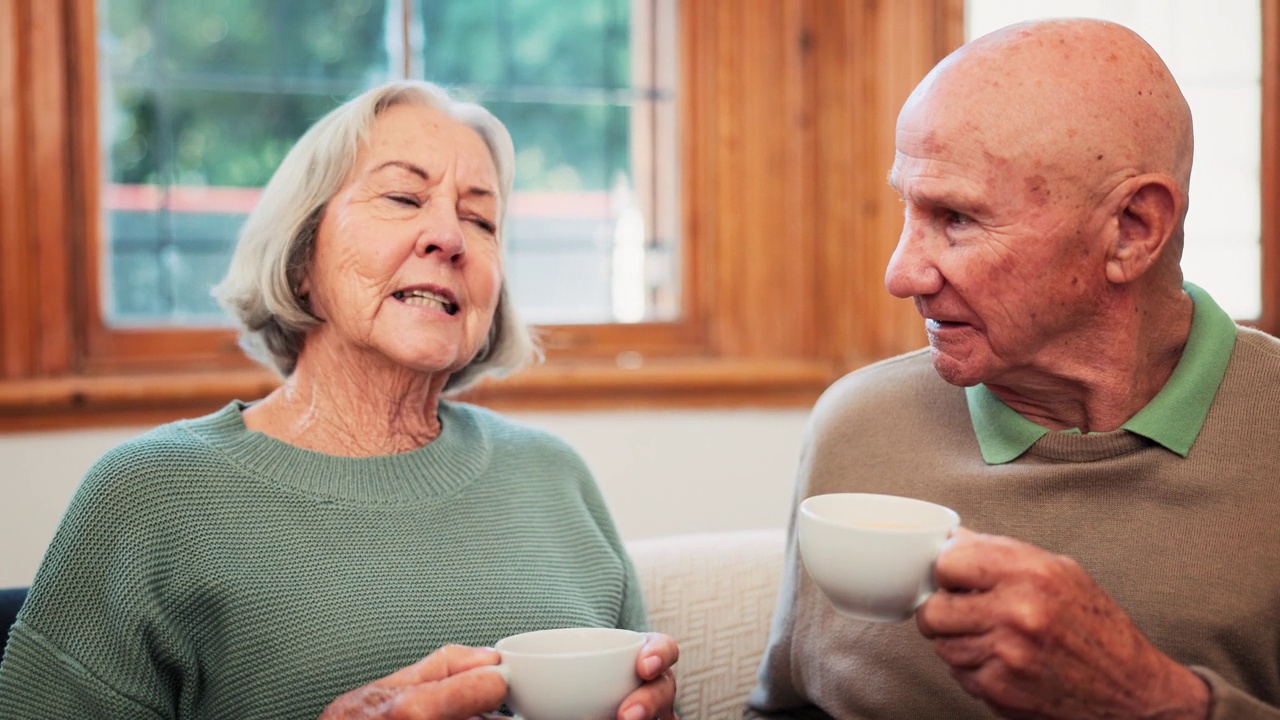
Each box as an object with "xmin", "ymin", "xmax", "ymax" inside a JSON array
[
  {"xmin": 925, "ymin": 318, "xmax": 965, "ymax": 331},
  {"xmin": 392, "ymin": 289, "xmax": 459, "ymax": 316}
]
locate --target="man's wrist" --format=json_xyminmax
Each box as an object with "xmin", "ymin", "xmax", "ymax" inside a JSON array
[{"xmin": 1145, "ymin": 663, "xmax": 1211, "ymax": 720}]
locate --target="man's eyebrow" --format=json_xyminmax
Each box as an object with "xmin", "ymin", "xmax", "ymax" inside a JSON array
[
  {"xmin": 371, "ymin": 160, "xmax": 495, "ymax": 199},
  {"xmin": 886, "ymin": 169, "xmax": 901, "ymax": 193}
]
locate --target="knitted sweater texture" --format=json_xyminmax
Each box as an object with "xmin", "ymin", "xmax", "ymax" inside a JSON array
[
  {"xmin": 0, "ymin": 400, "xmax": 646, "ymax": 719},
  {"xmin": 748, "ymin": 327, "xmax": 1280, "ymax": 719}
]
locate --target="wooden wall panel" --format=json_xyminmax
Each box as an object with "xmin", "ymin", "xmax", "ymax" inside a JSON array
[
  {"xmin": 1262, "ymin": 0, "xmax": 1278, "ymax": 335},
  {"xmin": 29, "ymin": 0, "xmax": 74, "ymax": 375},
  {"xmin": 0, "ymin": 0, "xmax": 34, "ymax": 379},
  {"xmin": 850, "ymin": 0, "xmax": 936, "ymax": 361}
]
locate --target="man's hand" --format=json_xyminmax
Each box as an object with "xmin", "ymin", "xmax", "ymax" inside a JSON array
[{"xmin": 915, "ymin": 529, "xmax": 1210, "ymax": 720}]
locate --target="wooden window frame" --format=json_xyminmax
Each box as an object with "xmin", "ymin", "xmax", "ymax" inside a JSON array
[{"xmin": 5, "ymin": 0, "xmax": 1272, "ymax": 431}]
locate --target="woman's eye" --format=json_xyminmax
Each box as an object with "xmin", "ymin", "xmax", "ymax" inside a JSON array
[
  {"xmin": 387, "ymin": 194, "xmax": 420, "ymax": 208},
  {"xmin": 468, "ymin": 217, "xmax": 496, "ymax": 234}
]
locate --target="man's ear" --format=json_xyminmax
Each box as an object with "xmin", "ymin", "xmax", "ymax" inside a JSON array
[{"xmin": 1105, "ymin": 174, "xmax": 1182, "ymax": 284}]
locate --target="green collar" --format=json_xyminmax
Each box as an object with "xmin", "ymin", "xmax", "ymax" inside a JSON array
[{"xmin": 966, "ymin": 283, "xmax": 1237, "ymax": 464}]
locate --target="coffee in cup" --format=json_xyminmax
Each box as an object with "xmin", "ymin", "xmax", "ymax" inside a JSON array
[
  {"xmin": 495, "ymin": 627, "xmax": 645, "ymax": 720},
  {"xmin": 798, "ymin": 492, "xmax": 959, "ymax": 622}
]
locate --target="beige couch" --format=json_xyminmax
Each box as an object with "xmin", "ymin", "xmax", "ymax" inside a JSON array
[{"xmin": 626, "ymin": 528, "xmax": 787, "ymax": 720}]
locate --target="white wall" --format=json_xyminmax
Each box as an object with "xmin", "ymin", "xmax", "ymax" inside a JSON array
[{"xmin": 0, "ymin": 409, "xmax": 808, "ymax": 588}]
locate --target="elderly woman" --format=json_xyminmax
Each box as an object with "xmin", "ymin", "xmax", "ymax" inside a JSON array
[{"xmin": 0, "ymin": 80, "xmax": 678, "ymax": 720}]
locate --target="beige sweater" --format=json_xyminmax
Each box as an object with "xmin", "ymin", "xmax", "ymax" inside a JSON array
[{"xmin": 748, "ymin": 328, "xmax": 1280, "ymax": 719}]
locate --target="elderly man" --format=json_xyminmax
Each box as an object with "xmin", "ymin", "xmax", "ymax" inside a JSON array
[{"xmin": 747, "ymin": 18, "xmax": 1280, "ymax": 720}]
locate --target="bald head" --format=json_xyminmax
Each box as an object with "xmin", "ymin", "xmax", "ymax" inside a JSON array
[{"xmin": 901, "ymin": 18, "xmax": 1193, "ymax": 208}]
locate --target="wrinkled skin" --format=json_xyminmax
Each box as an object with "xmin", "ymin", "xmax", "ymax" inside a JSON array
[
  {"xmin": 244, "ymin": 102, "xmax": 507, "ymax": 456},
  {"xmin": 917, "ymin": 531, "xmax": 1209, "ymax": 719},
  {"xmin": 885, "ymin": 18, "xmax": 1193, "ymax": 434},
  {"xmin": 884, "ymin": 19, "xmax": 1209, "ymax": 719}
]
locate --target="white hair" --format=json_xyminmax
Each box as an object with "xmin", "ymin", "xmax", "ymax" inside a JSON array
[{"xmin": 212, "ymin": 80, "xmax": 540, "ymax": 393}]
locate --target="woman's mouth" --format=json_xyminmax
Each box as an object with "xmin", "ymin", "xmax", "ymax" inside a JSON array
[{"xmin": 392, "ymin": 289, "xmax": 459, "ymax": 316}]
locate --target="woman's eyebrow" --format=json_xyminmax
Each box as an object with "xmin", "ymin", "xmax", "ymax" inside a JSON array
[
  {"xmin": 371, "ymin": 160, "xmax": 428, "ymax": 180},
  {"xmin": 371, "ymin": 160, "xmax": 494, "ymax": 199}
]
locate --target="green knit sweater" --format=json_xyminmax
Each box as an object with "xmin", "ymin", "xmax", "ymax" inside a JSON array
[{"xmin": 0, "ymin": 400, "xmax": 647, "ymax": 719}]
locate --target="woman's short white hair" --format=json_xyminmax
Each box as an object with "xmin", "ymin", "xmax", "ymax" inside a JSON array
[{"xmin": 213, "ymin": 79, "xmax": 540, "ymax": 394}]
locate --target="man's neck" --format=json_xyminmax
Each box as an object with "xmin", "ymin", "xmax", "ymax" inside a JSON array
[{"xmin": 986, "ymin": 288, "xmax": 1193, "ymax": 433}]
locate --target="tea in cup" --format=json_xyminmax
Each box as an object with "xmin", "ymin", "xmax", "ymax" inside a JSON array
[
  {"xmin": 495, "ymin": 627, "xmax": 645, "ymax": 720},
  {"xmin": 798, "ymin": 492, "xmax": 960, "ymax": 622}
]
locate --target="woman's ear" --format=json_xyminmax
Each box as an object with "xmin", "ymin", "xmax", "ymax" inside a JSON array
[{"xmin": 1105, "ymin": 174, "xmax": 1182, "ymax": 284}]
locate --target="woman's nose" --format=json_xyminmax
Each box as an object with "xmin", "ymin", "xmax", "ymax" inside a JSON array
[
  {"xmin": 414, "ymin": 205, "xmax": 466, "ymax": 261},
  {"xmin": 884, "ymin": 221, "xmax": 942, "ymax": 298}
]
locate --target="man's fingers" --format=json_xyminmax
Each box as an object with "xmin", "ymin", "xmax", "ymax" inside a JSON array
[
  {"xmin": 933, "ymin": 531, "xmax": 1042, "ymax": 592},
  {"xmin": 930, "ymin": 634, "xmax": 994, "ymax": 669}
]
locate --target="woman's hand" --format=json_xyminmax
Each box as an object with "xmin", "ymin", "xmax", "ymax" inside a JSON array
[
  {"xmin": 319, "ymin": 645, "xmax": 506, "ymax": 720},
  {"xmin": 617, "ymin": 632, "xmax": 680, "ymax": 720}
]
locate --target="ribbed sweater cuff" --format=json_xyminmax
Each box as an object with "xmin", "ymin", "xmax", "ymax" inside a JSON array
[{"xmin": 1191, "ymin": 666, "xmax": 1280, "ymax": 719}]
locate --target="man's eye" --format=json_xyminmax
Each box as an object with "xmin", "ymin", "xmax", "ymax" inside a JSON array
[{"xmin": 944, "ymin": 209, "xmax": 971, "ymax": 226}]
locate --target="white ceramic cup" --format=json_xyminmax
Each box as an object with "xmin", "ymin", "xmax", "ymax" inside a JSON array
[
  {"xmin": 494, "ymin": 627, "xmax": 645, "ymax": 720},
  {"xmin": 798, "ymin": 492, "xmax": 960, "ymax": 622}
]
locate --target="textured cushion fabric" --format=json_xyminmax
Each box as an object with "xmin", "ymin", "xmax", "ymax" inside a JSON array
[{"xmin": 626, "ymin": 529, "xmax": 785, "ymax": 720}]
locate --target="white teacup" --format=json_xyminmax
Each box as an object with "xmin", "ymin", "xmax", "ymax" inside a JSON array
[
  {"xmin": 495, "ymin": 627, "xmax": 645, "ymax": 720},
  {"xmin": 798, "ymin": 492, "xmax": 960, "ymax": 622}
]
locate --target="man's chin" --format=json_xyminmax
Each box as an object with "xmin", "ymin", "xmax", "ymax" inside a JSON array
[{"xmin": 928, "ymin": 348, "xmax": 985, "ymax": 388}]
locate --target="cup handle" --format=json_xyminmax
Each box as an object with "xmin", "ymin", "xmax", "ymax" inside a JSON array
[{"xmin": 912, "ymin": 534, "xmax": 951, "ymax": 611}]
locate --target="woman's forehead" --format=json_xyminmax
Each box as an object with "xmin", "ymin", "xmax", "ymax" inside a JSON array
[{"xmin": 361, "ymin": 104, "xmax": 496, "ymax": 179}]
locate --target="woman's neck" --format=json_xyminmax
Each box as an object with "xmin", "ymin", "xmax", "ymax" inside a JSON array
[{"xmin": 243, "ymin": 349, "xmax": 449, "ymax": 457}]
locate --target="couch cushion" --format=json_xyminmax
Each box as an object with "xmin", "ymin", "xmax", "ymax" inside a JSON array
[{"xmin": 626, "ymin": 528, "xmax": 785, "ymax": 720}]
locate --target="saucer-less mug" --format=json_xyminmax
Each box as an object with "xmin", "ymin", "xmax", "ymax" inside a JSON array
[
  {"xmin": 495, "ymin": 627, "xmax": 645, "ymax": 720},
  {"xmin": 798, "ymin": 492, "xmax": 960, "ymax": 622}
]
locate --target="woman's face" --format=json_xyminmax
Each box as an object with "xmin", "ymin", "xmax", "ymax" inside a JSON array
[{"xmin": 301, "ymin": 102, "xmax": 503, "ymax": 377}]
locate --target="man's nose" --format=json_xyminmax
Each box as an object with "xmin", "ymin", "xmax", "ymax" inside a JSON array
[{"xmin": 884, "ymin": 221, "xmax": 942, "ymax": 298}]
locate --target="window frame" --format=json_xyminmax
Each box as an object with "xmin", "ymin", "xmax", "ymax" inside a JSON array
[{"xmin": 6, "ymin": 0, "xmax": 1271, "ymax": 431}]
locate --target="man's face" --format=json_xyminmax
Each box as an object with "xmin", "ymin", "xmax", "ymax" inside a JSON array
[{"xmin": 884, "ymin": 88, "xmax": 1111, "ymax": 389}]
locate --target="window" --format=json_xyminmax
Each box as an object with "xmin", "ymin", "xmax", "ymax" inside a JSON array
[
  {"xmin": 19, "ymin": 0, "xmax": 1269, "ymax": 429},
  {"xmin": 966, "ymin": 0, "xmax": 1271, "ymax": 322},
  {"xmin": 99, "ymin": 0, "xmax": 679, "ymax": 327}
]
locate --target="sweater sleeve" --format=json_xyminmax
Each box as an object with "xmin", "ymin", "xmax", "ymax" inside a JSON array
[
  {"xmin": 1193, "ymin": 667, "xmax": 1280, "ymax": 720},
  {"xmin": 570, "ymin": 454, "xmax": 651, "ymax": 634},
  {"xmin": 0, "ymin": 623, "xmax": 168, "ymax": 719},
  {"xmin": 0, "ymin": 437, "xmax": 196, "ymax": 719}
]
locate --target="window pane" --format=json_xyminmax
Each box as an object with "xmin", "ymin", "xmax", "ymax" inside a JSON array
[
  {"xmin": 100, "ymin": 0, "xmax": 393, "ymax": 326},
  {"xmin": 414, "ymin": 0, "xmax": 680, "ymax": 325},
  {"xmin": 98, "ymin": 0, "xmax": 680, "ymax": 328},
  {"xmin": 965, "ymin": 0, "xmax": 1262, "ymax": 320}
]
